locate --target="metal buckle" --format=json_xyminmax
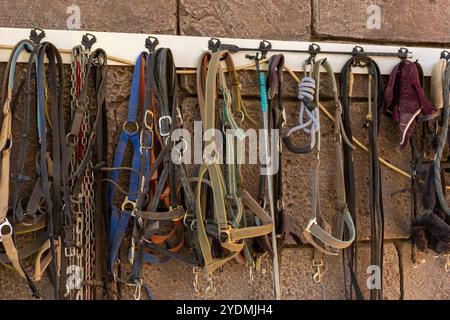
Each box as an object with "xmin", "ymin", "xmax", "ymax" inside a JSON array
[
  {"xmin": 175, "ymin": 107, "xmax": 183, "ymax": 126},
  {"xmin": 133, "ymin": 278, "xmax": 143, "ymax": 300},
  {"xmin": 139, "ymin": 129, "xmax": 154, "ymax": 155},
  {"xmin": 144, "ymin": 110, "xmax": 154, "ymax": 130},
  {"xmin": 219, "ymin": 226, "xmax": 233, "ymax": 244},
  {"xmin": 158, "ymin": 115, "xmax": 172, "ymax": 137},
  {"xmin": 170, "ymin": 205, "xmax": 185, "ymax": 222},
  {"xmin": 0, "ymin": 219, "xmax": 12, "ymax": 241},
  {"xmin": 305, "ymin": 218, "xmax": 317, "ymax": 233},
  {"xmin": 121, "ymin": 196, "xmax": 136, "ymax": 212}
]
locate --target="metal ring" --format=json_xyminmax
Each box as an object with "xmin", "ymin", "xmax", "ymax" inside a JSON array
[
  {"xmin": 122, "ymin": 120, "xmax": 139, "ymax": 134},
  {"xmin": 0, "ymin": 219, "xmax": 12, "ymax": 238},
  {"xmin": 121, "ymin": 197, "xmax": 136, "ymax": 212}
]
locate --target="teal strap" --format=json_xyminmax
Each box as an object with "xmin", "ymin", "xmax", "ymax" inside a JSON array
[{"xmin": 259, "ymin": 72, "xmax": 268, "ymax": 113}]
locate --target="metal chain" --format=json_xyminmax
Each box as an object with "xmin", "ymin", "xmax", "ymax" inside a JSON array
[
  {"xmin": 65, "ymin": 46, "xmax": 97, "ymax": 300},
  {"xmin": 66, "ymin": 49, "xmax": 83, "ymax": 300},
  {"xmin": 80, "ymin": 49, "xmax": 96, "ymax": 300}
]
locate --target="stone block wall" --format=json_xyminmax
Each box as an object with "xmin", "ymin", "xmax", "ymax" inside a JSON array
[{"xmin": 0, "ymin": 0, "xmax": 449, "ymax": 300}]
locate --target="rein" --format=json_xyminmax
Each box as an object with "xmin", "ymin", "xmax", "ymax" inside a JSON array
[{"xmin": 340, "ymin": 54, "xmax": 384, "ymax": 300}]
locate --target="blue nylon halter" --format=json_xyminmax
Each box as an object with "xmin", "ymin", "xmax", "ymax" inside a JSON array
[{"xmin": 107, "ymin": 52, "xmax": 152, "ymax": 274}]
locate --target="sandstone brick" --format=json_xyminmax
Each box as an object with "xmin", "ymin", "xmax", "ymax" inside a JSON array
[
  {"xmin": 253, "ymin": 247, "xmax": 346, "ymax": 299},
  {"xmin": 179, "ymin": 0, "xmax": 311, "ymax": 40},
  {"xmin": 313, "ymin": 0, "xmax": 450, "ymax": 44},
  {"xmin": 354, "ymin": 242, "xmax": 401, "ymax": 300},
  {"xmin": 0, "ymin": 267, "xmax": 55, "ymax": 300},
  {"xmin": 127, "ymin": 241, "xmax": 400, "ymax": 300},
  {"xmin": 0, "ymin": 0, "xmax": 177, "ymax": 34},
  {"xmin": 251, "ymin": 242, "xmax": 400, "ymax": 300},
  {"xmin": 130, "ymin": 258, "xmax": 255, "ymax": 300},
  {"xmin": 396, "ymin": 240, "xmax": 450, "ymax": 299}
]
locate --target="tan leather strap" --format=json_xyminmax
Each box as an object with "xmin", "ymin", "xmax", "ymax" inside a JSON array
[{"xmin": 0, "ymin": 223, "xmax": 25, "ymax": 278}]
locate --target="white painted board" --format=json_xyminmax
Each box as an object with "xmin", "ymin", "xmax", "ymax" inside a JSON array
[{"xmin": 0, "ymin": 27, "xmax": 446, "ymax": 75}]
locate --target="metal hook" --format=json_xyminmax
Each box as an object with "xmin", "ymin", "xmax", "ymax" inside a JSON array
[
  {"xmin": 306, "ymin": 42, "xmax": 320, "ymax": 65},
  {"xmin": 351, "ymin": 45, "xmax": 365, "ymax": 57},
  {"xmin": 81, "ymin": 33, "xmax": 97, "ymax": 51},
  {"xmin": 258, "ymin": 40, "xmax": 272, "ymax": 59},
  {"xmin": 133, "ymin": 279, "xmax": 142, "ymax": 300},
  {"xmin": 312, "ymin": 259, "xmax": 324, "ymax": 283},
  {"xmin": 398, "ymin": 47, "xmax": 409, "ymax": 60},
  {"xmin": 441, "ymin": 50, "xmax": 450, "ymax": 61},
  {"xmin": 145, "ymin": 36, "xmax": 159, "ymax": 52},
  {"xmin": 208, "ymin": 37, "xmax": 222, "ymax": 52},
  {"xmin": 29, "ymin": 28, "xmax": 46, "ymax": 44}
]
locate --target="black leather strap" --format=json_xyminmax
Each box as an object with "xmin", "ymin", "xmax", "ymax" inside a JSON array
[{"xmin": 340, "ymin": 55, "xmax": 384, "ymax": 300}]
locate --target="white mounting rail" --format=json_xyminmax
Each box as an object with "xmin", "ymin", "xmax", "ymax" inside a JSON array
[{"xmin": 0, "ymin": 27, "xmax": 446, "ymax": 75}]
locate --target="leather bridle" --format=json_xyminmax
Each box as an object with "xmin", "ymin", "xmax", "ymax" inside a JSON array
[
  {"xmin": 195, "ymin": 50, "xmax": 274, "ymax": 275},
  {"xmin": 0, "ymin": 39, "xmax": 42, "ymax": 299}
]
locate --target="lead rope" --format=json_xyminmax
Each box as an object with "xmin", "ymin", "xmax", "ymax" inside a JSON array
[
  {"xmin": 291, "ymin": 66, "xmax": 319, "ymax": 147},
  {"xmin": 282, "ymin": 62, "xmax": 318, "ymax": 154}
]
